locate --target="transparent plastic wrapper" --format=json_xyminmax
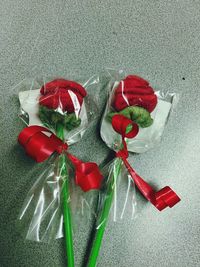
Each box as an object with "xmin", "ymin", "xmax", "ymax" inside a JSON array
[
  {"xmin": 86, "ymin": 70, "xmax": 180, "ymax": 267},
  {"xmin": 97, "ymin": 158, "xmax": 137, "ymax": 225},
  {"xmin": 18, "ymin": 77, "xmax": 98, "ymax": 144},
  {"xmin": 99, "ymin": 70, "xmax": 178, "ymax": 223},
  {"xmin": 101, "ymin": 72, "xmax": 177, "ymax": 153},
  {"xmin": 16, "ymin": 76, "xmax": 103, "ymax": 266}
]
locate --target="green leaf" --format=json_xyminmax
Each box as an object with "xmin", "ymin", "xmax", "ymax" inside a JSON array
[
  {"xmin": 38, "ymin": 106, "xmax": 81, "ymax": 132},
  {"xmin": 125, "ymin": 124, "xmax": 133, "ymax": 134},
  {"xmin": 107, "ymin": 106, "xmax": 153, "ymax": 128}
]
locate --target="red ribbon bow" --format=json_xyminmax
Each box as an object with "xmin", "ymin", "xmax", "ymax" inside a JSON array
[
  {"xmin": 18, "ymin": 126, "xmax": 103, "ymax": 192},
  {"xmin": 112, "ymin": 114, "xmax": 181, "ymax": 211}
]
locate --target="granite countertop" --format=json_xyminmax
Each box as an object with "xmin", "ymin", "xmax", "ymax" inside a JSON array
[{"xmin": 1, "ymin": 1, "xmax": 200, "ymax": 266}]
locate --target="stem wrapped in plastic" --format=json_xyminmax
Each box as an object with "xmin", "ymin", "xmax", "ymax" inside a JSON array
[{"xmin": 16, "ymin": 76, "xmax": 103, "ymax": 248}]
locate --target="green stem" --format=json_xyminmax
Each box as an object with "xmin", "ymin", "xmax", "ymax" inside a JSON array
[
  {"xmin": 56, "ymin": 124, "xmax": 74, "ymax": 267},
  {"xmin": 87, "ymin": 158, "xmax": 122, "ymax": 267}
]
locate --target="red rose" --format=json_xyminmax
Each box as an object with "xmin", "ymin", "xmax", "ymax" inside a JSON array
[
  {"xmin": 112, "ymin": 75, "xmax": 157, "ymax": 113},
  {"xmin": 39, "ymin": 79, "xmax": 87, "ymax": 113}
]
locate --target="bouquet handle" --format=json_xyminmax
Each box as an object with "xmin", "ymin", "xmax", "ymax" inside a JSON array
[
  {"xmin": 56, "ymin": 124, "xmax": 75, "ymax": 267},
  {"xmin": 87, "ymin": 158, "xmax": 122, "ymax": 267}
]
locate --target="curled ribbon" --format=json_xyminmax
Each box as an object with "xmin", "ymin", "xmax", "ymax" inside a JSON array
[
  {"xmin": 112, "ymin": 114, "xmax": 181, "ymax": 211},
  {"xmin": 18, "ymin": 126, "xmax": 103, "ymax": 192}
]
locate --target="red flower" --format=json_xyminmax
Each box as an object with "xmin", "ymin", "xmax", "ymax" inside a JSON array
[
  {"xmin": 39, "ymin": 79, "xmax": 87, "ymax": 113},
  {"xmin": 112, "ymin": 75, "xmax": 157, "ymax": 113}
]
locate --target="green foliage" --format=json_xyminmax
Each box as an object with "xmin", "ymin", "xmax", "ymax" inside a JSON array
[
  {"xmin": 125, "ymin": 124, "xmax": 134, "ymax": 134},
  {"xmin": 107, "ymin": 106, "xmax": 153, "ymax": 128},
  {"xmin": 38, "ymin": 105, "xmax": 81, "ymax": 132}
]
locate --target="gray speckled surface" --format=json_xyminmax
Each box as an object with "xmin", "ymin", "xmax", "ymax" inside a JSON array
[{"xmin": 1, "ymin": 1, "xmax": 200, "ymax": 266}]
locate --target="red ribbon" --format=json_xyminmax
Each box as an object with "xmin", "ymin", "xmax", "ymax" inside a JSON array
[
  {"xmin": 18, "ymin": 126, "xmax": 103, "ymax": 192},
  {"xmin": 112, "ymin": 114, "xmax": 181, "ymax": 211}
]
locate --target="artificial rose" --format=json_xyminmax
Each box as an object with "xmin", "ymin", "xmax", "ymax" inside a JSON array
[
  {"xmin": 39, "ymin": 79, "xmax": 87, "ymax": 113},
  {"xmin": 112, "ymin": 75, "xmax": 157, "ymax": 113}
]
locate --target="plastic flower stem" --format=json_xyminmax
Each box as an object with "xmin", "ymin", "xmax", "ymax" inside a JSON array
[
  {"xmin": 87, "ymin": 157, "xmax": 122, "ymax": 267},
  {"xmin": 56, "ymin": 123, "xmax": 75, "ymax": 267}
]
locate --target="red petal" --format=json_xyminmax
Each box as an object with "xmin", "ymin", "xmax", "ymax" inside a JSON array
[
  {"xmin": 113, "ymin": 75, "xmax": 157, "ymax": 113},
  {"xmin": 39, "ymin": 91, "xmax": 83, "ymax": 113},
  {"xmin": 40, "ymin": 79, "xmax": 87, "ymax": 97},
  {"xmin": 124, "ymin": 75, "xmax": 149, "ymax": 87},
  {"xmin": 115, "ymin": 84, "xmax": 154, "ymax": 95},
  {"xmin": 113, "ymin": 93, "xmax": 157, "ymax": 113}
]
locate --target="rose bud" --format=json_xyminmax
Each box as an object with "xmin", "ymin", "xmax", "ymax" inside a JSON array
[{"xmin": 112, "ymin": 75, "xmax": 157, "ymax": 113}]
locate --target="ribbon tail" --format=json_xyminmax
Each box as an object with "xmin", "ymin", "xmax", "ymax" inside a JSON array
[
  {"xmin": 67, "ymin": 153, "xmax": 103, "ymax": 192},
  {"xmin": 67, "ymin": 153, "xmax": 83, "ymax": 166},
  {"xmin": 122, "ymin": 158, "xmax": 181, "ymax": 211}
]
